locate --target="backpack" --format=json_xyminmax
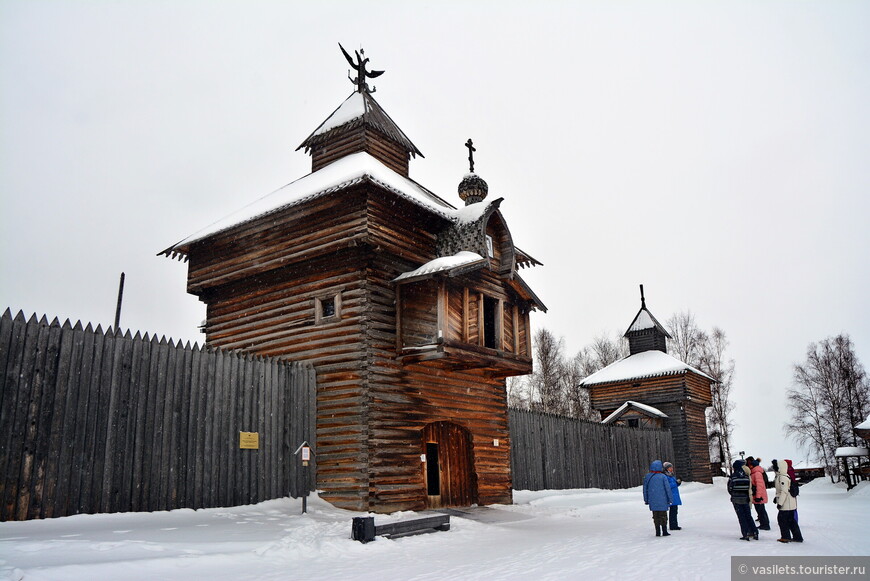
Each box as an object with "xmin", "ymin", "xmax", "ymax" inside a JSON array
[
  {"xmin": 730, "ymin": 471, "xmax": 751, "ymax": 497},
  {"xmin": 789, "ymin": 480, "xmax": 800, "ymax": 497}
]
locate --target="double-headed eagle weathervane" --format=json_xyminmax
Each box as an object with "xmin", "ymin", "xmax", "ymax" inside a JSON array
[{"xmin": 339, "ymin": 43, "xmax": 384, "ymax": 93}]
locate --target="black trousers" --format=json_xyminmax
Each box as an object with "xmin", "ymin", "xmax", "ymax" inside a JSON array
[
  {"xmin": 777, "ymin": 509, "xmax": 803, "ymax": 541},
  {"xmin": 669, "ymin": 505, "xmax": 679, "ymax": 528},
  {"xmin": 753, "ymin": 502, "xmax": 770, "ymax": 528}
]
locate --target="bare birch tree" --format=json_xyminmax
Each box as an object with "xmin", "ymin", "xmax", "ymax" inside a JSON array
[
  {"xmin": 529, "ymin": 328, "xmax": 568, "ymax": 414},
  {"xmin": 787, "ymin": 334, "xmax": 870, "ymax": 480}
]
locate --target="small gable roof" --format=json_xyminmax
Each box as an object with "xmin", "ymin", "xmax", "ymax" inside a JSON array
[
  {"xmin": 297, "ymin": 91, "xmax": 423, "ymax": 158},
  {"xmin": 625, "ymin": 305, "xmax": 671, "ymax": 338},
  {"xmin": 601, "ymin": 400, "xmax": 668, "ymax": 424},
  {"xmin": 579, "ymin": 349, "xmax": 714, "ymax": 386}
]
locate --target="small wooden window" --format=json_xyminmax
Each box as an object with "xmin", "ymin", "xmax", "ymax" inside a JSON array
[
  {"xmin": 315, "ymin": 293, "xmax": 341, "ymax": 324},
  {"xmin": 627, "ymin": 418, "xmax": 639, "ymax": 428}
]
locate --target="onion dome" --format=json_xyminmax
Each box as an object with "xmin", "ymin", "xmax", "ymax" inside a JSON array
[
  {"xmin": 458, "ymin": 138, "xmax": 488, "ymax": 206},
  {"xmin": 458, "ymin": 172, "xmax": 489, "ymax": 206}
]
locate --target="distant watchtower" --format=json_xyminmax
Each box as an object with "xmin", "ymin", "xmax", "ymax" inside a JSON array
[{"xmin": 581, "ymin": 287, "xmax": 714, "ymax": 483}]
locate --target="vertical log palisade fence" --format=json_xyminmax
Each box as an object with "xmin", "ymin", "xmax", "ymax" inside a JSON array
[
  {"xmin": 0, "ymin": 310, "xmax": 316, "ymax": 522},
  {"xmin": 509, "ymin": 408, "xmax": 676, "ymax": 491},
  {"xmin": 2, "ymin": 310, "xmax": 679, "ymax": 522}
]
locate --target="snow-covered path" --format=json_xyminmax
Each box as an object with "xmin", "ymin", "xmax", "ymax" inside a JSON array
[{"xmin": 1, "ymin": 478, "xmax": 867, "ymax": 581}]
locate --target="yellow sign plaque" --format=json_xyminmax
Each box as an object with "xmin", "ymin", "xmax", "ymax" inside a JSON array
[{"xmin": 239, "ymin": 431, "xmax": 259, "ymax": 449}]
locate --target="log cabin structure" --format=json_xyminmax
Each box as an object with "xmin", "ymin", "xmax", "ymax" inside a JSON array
[
  {"xmin": 580, "ymin": 287, "xmax": 714, "ymax": 483},
  {"xmin": 161, "ymin": 46, "xmax": 545, "ymax": 512}
]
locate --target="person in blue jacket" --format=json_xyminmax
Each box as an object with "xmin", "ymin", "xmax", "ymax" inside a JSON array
[
  {"xmin": 663, "ymin": 461, "xmax": 682, "ymax": 530},
  {"xmin": 642, "ymin": 459, "xmax": 674, "ymax": 537}
]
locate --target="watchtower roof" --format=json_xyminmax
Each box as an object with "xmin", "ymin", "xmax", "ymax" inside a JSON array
[{"xmin": 297, "ymin": 90, "xmax": 422, "ymax": 159}]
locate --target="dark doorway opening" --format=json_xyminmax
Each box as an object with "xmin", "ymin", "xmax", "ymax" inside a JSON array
[
  {"xmin": 422, "ymin": 422, "xmax": 477, "ymax": 508},
  {"xmin": 425, "ymin": 443, "xmax": 440, "ymax": 495},
  {"xmin": 483, "ymin": 296, "xmax": 498, "ymax": 349}
]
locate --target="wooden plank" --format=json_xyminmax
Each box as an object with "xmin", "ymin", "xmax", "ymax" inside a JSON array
[
  {"xmin": 17, "ymin": 317, "xmax": 55, "ymax": 520},
  {"xmin": 25, "ymin": 319, "xmax": 60, "ymax": 518},
  {"xmin": 119, "ymin": 331, "xmax": 143, "ymax": 513},
  {"xmin": 0, "ymin": 313, "xmax": 29, "ymax": 520},
  {"xmin": 4, "ymin": 315, "xmax": 40, "ymax": 520},
  {"xmin": 53, "ymin": 321, "xmax": 86, "ymax": 517},
  {"xmin": 132, "ymin": 333, "xmax": 157, "ymax": 512},
  {"xmin": 187, "ymin": 344, "xmax": 204, "ymax": 509},
  {"xmin": 100, "ymin": 329, "xmax": 126, "ymax": 513},
  {"xmin": 42, "ymin": 321, "xmax": 75, "ymax": 518}
]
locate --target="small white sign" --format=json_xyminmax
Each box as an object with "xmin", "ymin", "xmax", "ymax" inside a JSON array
[
  {"xmin": 420, "ymin": 454, "xmax": 427, "ymax": 463},
  {"xmin": 301, "ymin": 447, "xmax": 311, "ymax": 461},
  {"xmin": 493, "ymin": 439, "xmax": 500, "ymax": 447}
]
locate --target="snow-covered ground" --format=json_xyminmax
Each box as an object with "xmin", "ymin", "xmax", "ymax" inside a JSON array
[{"xmin": 1, "ymin": 478, "xmax": 867, "ymax": 581}]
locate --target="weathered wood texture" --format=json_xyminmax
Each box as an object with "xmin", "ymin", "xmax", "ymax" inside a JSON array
[
  {"xmin": 189, "ymin": 185, "xmax": 525, "ymax": 512},
  {"xmin": 310, "ymin": 127, "xmax": 410, "ymax": 175},
  {"xmin": 509, "ymin": 409, "xmax": 676, "ymax": 491},
  {"xmin": 0, "ymin": 310, "xmax": 316, "ymax": 521},
  {"xmin": 588, "ymin": 372, "xmax": 713, "ymax": 483}
]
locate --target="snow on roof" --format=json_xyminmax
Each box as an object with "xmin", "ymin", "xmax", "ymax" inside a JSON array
[
  {"xmin": 393, "ymin": 251, "xmax": 484, "ymax": 282},
  {"xmin": 856, "ymin": 415, "xmax": 870, "ymax": 430},
  {"xmin": 628, "ymin": 309, "xmax": 657, "ymax": 332},
  {"xmin": 834, "ymin": 446, "xmax": 870, "ymax": 457},
  {"xmin": 312, "ymin": 92, "xmax": 366, "ymax": 137},
  {"xmin": 166, "ymin": 152, "xmax": 456, "ymax": 252},
  {"xmin": 455, "ymin": 199, "xmax": 493, "ymax": 225},
  {"xmin": 579, "ymin": 349, "xmax": 715, "ymax": 386},
  {"xmin": 601, "ymin": 400, "xmax": 667, "ymax": 424}
]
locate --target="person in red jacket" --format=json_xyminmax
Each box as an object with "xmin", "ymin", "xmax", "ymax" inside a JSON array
[{"xmin": 749, "ymin": 458, "xmax": 771, "ymax": 530}]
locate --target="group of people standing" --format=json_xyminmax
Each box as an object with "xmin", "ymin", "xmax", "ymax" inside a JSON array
[
  {"xmin": 642, "ymin": 456, "xmax": 804, "ymax": 543},
  {"xmin": 728, "ymin": 456, "xmax": 804, "ymax": 543}
]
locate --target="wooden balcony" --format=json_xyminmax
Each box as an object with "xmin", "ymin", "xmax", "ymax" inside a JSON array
[{"xmin": 395, "ymin": 278, "xmax": 533, "ymax": 378}]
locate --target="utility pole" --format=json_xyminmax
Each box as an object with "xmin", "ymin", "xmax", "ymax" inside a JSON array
[{"xmin": 114, "ymin": 272, "xmax": 125, "ymax": 330}]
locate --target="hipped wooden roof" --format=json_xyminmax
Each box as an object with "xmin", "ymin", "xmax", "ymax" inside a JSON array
[{"xmin": 297, "ymin": 91, "xmax": 422, "ymax": 159}]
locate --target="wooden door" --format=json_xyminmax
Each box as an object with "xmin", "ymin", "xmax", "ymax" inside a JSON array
[{"xmin": 422, "ymin": 422, "xmax": 477, "ymax": 508}]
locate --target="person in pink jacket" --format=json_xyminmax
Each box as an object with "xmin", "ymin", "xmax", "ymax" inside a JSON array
[{"xmin": 749, "ymin": 458, "xmax": 771, "ymax": 530}]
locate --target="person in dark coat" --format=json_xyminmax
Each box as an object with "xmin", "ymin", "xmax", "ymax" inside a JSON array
[
  {"xmin": 643, "ymin": 459, "xmax": 673, "ymax": 537},
  {"xmin": 663, "ymin": 461, "xmax": 682, "ymax": 530},
  {"xmin": 728, "ymin": 459, "xmax": 759, "ymax": 540}
]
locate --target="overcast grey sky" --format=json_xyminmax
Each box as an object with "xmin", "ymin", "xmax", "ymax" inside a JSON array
[{"xmin": 2, "ymin": 1, "xmax": 868, "ymax": 467}]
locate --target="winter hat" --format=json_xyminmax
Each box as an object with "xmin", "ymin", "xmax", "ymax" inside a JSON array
[
  {"xmin": 746, "ymin": 456, "xmax": 756, "ymax": 467},
  {"xmin": 733, "ymin": 459, "xmax": 745, "ymax": 472},
  {"xmin": 650, "ymin": 460, "xmax": 663, "ymax": 472},
  {"xmin": 785, "ymin": 459, "xmax": 797, "ymax": 481},
  {"xmin": 771, "ymin": 459, "xmax": 779, "ymax": 473},
  {"xmin": 663, "ymin": 462, "xmax": 673, "ymax": 471}
]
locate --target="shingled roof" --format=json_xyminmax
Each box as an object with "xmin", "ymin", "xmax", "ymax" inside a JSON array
[{"xmin": 297, "ymin": 91, "xmax": 422, "ymax": 159}]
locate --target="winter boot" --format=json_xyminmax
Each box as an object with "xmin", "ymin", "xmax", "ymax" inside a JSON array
[
  {"xmin": 655, "ymin": 524, "xmax": 661, "ymax": 537},
  {"xmin": 661, "ymin": 528, "xmax": 670, "ymax": 536}
]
